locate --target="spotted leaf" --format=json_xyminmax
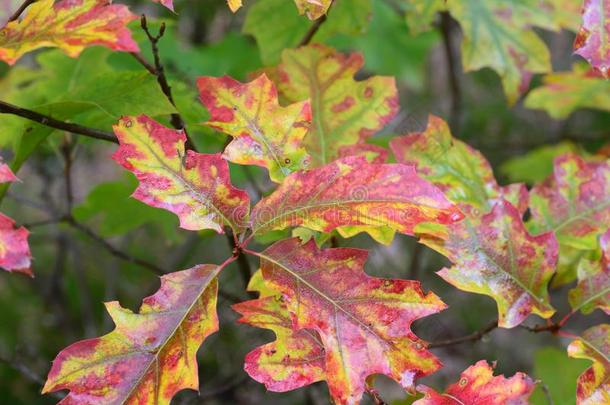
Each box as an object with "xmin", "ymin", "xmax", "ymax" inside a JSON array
[
  {"xmin": 419, "ymin": 200, "xmax": 557, "ymax": 328},
  {"xmin": 0, "ymin": 0, "xmax": 138, "ymax": 65},
  {"xmin": 569, "ymin": 230, "xmax": 610, "ymax": 315},
  {"xmin": 528, "ymin": 153, "xmax": 610, "ymax": 251},
  {"xmin": 0, "ymin": 163, "xmax": 31, "ymax": 276},
  {"xmin": 42, "ymin": 264, "xmax": 221, "ymax": 404},
  {"xmin": 568, "ymin": 324, "xmax": 610, "ymax": 405},
  {"xmin": 253, "ymin": 238, "xmax": 446, "ymax": 404},
  {"xmin": 250, "ymin": 155, "xmax": 462, "ymax": 237},
  {"xmin": 574, "ymin": 0, "xmax": 610, "ymax": 76},
  {"xmin": 112, "ymin": 115, "xmax": 250, "ymax": 234},
  {"xmin": 232, "ymin": 271, "xmax": 326, "ymax": 392},
  {"xmin": 414, "ymin": 360, "xmax": 536, "ymax": 404},
  {"xmin": 525, "ymin": 64, "xmax": 610, "ymax": 119},
  {"xmin": 197, "ymin": 74, "xmax": 311, "ymax": 183},
  {"xmin": 390, "ymin": 115, "xmax": 528, "ymax": 215},
  {"xmin": 276, "ymin": 45, "xmax": 398, "ymax": 166}
]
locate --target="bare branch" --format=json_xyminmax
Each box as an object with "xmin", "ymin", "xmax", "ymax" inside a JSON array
[
  {"xmin": 0, "ymin": 100, "xmax": 117, "ymax": 143},
  {"xmin": 139, "ymin": 15, "xmax": 195, "ymax": 150},
  {"xmin": 429, "ymin": 320, "xmax": 498, "ymax": 348},
  {"xmin": 439, "ymin": 12, "xmax": 462, "ymax": 134}
]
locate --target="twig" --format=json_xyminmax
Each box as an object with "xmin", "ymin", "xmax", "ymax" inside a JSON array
[
  {"xmin": 519, "ymin": 322, "xmax": 561, "ymax": 334},
  {"xmin": 429, "ymin": 320, "xmax": 498, "ymax": 348},
  {"xmin": 140, "ymin": 15, "xmax": 194, "ymax": 150},
  {"xmin": 64, "ymin": 215, "xmax": 166, "ymax": 275},
  {"xmin": 225, "ymin": 228, "xmax": 255, "ymax": 296},
  {"xmin": 439, "ymin": 12, "xmax": 462, "ymax": 135},
  {"xmin": 406, "ymin": 242, "xmax": 423, "ymax": 279},
  {"xmin": 7, "ymin": 0, "xmax": 37, "ymax": 22},
  {"xmin": 0, "ymin": 100, "xmax": 117, "ymax": 143},
  {"xmin": 60, "ymin": 136, "xmax": 75, "ymax": 211},
  {"xmin": 130, "ymin": 52, "xmax": 157, "ymax": 75},
  {"xmin": 298, "ymin": 1, "xmax": 333, "ymax": 46},
  {"xmin": 0, "ymin": 352, "xmax": 64, "ymax": 399}
]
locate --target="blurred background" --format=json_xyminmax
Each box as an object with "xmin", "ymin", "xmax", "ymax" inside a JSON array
[{"xmin": 0, "ymin": 0, "xmax": 609, "ymax": 403}]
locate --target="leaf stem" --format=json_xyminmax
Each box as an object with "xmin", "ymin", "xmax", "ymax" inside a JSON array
[
  {"xmin": 429, "ymin": 320, "xmax": 498, "ymax": 348},
  {"xmin": 298, "ymin": 0, "xmax": 334, "ymax": 46},
  {"xmin": 7, "ymin": 0, "xmax": 37, "ymax": 22}
]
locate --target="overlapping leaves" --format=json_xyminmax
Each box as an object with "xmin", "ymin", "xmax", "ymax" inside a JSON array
[
  {"xmin": 276, "ymin": 45, "xmax": 398, "ymax": 166},
  {"xmin": 43, "ymin": 264, "xmax": 221, "ymax": 403},
  {"xmin": 0, "ymin": 0, "xmax": 138, "ymax": 65}
]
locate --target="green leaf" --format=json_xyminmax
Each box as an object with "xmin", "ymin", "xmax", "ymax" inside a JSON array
[
  {"xmin": 244, "ymin": 0, "xmax": 371, "ymax": 65},
  {"xmin": 72, "ymin": 176, "xmax": 179, "ymax": 239},
  {"xmin": 524, "ymin": 347, "xmax": 590, "ymax": 405}
]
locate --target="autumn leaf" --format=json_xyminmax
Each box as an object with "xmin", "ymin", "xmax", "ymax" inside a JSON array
[
  {"xmin": 390, "ymin": 115, "xmax": 528, "ymax": 215},
  {"xmin": 150, "ymin": 0, "xmax": 174, "ymax": 11},
  {"xmin": 112, "ymin": 115, "xmax": 250, "ymax": 234},
  {"xmin": 197, "ymin": 74, "xmax": 311, "ymax": 183},
  {"xmin": 568, "ymin": 230, "xmax": 610, "ymax": 315},
  {"xmin": 250, "ymin": 155, "xmax": 462, "ymax": 238},
  {"xmin": 43, "ymin": 264, "xmax": 221, "ymax": 404},
  {"xmin": 276, "ymin": 45, "xmax": 398, "ymax": 166},
  {"xmin": 228, "ymin": 0, "xmax": 331, "ymax": 19},
  {"xmin": 0, "ymin": 0, "xmax": 138, "ymax": 66},
  {"xmin": 0, "ymin": 163, "xmax": 31, "ymax": 276},
  {"xmin": 414, "ymin": 360, "xmax": 536, "ymax": 404},
  {"xmin": 232, "ymin": 270, "xmax": 326, "ymax": 392},
  {"xmin": 419, "ymin": 200, "xmax": 557, "ymax": 328},
  {"xmin": 405, "ymin": 0, "xmax": 555, "ymax": 103},
  {"xmin": 524, "ymin": 64, "xmax": 610, "ymax": 119},
  {"xmin": 568, "ymin": 324, "xmax": 610, "ymax": 405},
  {"xmin": 574, "ymin": 0, "xmax": 610, "ymax": 76},
  {"xmin": 528, "ymin": 153, "xmax": 610, "ymax": 251},
  {"xmin": 251, "ymin": 238, "xmax": 446, "ymax": 404}
]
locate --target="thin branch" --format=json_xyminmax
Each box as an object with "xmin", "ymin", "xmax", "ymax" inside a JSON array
[
  {"xmin": 7, "ymin": 0, "xmax": 37, "ymax": 22},
  {"xmin": 64, "ymin": 215, "xmax": 166, "ymax": 276},
  {"xmin": 298, "ymin": 1, "xmax": 333, "ymax": 46},
  {"xmin": 130, "ymin": 52, "xmax": 157, "ymax": 75},
  {"xmin": 61, "ymin": 136, "xmax": 75, "ymax": 211},
  {"xmin": 519, "ymin": 322, "xmax": 561, "ymax": 334},
  {"xmin": 439, "ymin": 12, "xmax": 462, "ymax": 135},
  {"xmin": 0, "ymin": 100, "xmax": 117, "ymax": 143},
  {"xmin": 0, "ymin": 352, "xmax": 64, "ymax": 399},
  {"xmin": 429, "ymin": 320, "xmax": 498, "ymax": 348},
  {"xmin": 406, "ymin": 242, "xmax": 423, "ymax": 279},
  {"xmin": 225, "ymin": 228, "xmax": 255, "ymax": 297},
  {"xmin": 140, "ymin": 15, "xmax": 194, "ymax": 150}
]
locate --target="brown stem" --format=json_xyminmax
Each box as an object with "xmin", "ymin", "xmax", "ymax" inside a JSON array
[
  {"xmin": 225, "ymin": 229, "xmax": 255, "ymax": 297},
  {"xmin": 298, "ymin": 1, "xmax": 333, "ymax": 46},
  {"xmin": 519, "ymin": 322, "xmax": 561, "ymax": 334},
  {"xmin": 7, "ymin": 0, "xmax": 37, "ymax": 22},
  {"xmin": 130, "ymin": 52, "xmax": 157, "ymax": 75},
  {"xmin": 0, "ymin": 100, "xmax": 117, "ymax": 143},
  {"xmin": 140, "ymin": 15, "xmax": 194, "ymax": 150},
  {"xmin": 365, "ymin": 384, "xmax": 387, "ymax": 405},
  {"xmin": 429, "ymin": 320, "xmax": 498, "ymax": 348},
  {"xmin": 439, "ymin": 12, "xmax": 462, "ymax": 135}
]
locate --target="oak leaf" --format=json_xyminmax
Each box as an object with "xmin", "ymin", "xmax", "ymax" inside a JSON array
[
  {"xmin": 568, "ymin": 324, "xmax": 610, "ymax": 405},
  {"xmin": 112, "ymin": 115, "xmax": 250, "ymax": 234},
  {"xmin": 569, "ymin": 230, "xmax": 610, "ymax": 315},
  {"xmin": 43, "ymin": 264, "xmax": 221, "ymax": 404},
  {"xmin": 414, "ymin": 360, "xmax": 536, "ymax": 404},
  {"xmin": 197, "ymin": 74, "xmax": 311, "ymax": 183},
  {"xmin": 0, "ymin": 0, "xmax": 138, "ymax": 65},
  {"xmin": 254, "ymin": 238, "xmax": 447, "ymax": 404},
  {"xmin": 277, "ymin": 45, "xmax": 398, "ymax": 166},
  {"xmin": 419, "ymin": 201, "xmax": 557, "ymax": 328},
  {"xmin": 250, "ymin": 155, "xmax": 462, "ymax": 237},
  {"xmin": 574, "ymin": 0, "xmax": 610, "ymax": 76}
]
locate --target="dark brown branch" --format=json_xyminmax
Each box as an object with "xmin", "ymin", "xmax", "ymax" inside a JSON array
[
  {"xmin": 7, "ymin": 0, "xmax": 37, "ymax": 22},
  {"xmin": 60, "ymin": 136, "xmax": 75, "ymax": 211},
  {"xmin": 64, "ymin": 215, "xmax": 166, "ymax": 276},
  {"xmin": 298, "ymin": 1, "xmax": 333, "ymax": 46},
  {"xmin": 519, "ymin": 322, "xmax": 561, "ymax": 334},
  {"xmin": 429, "ymin": 320, "xmax": 498, "ymax": 348},
  {"xmin": 406, "ymin": 242, "xmax": 423, "ymax": 279},
  {"xmin": 130, "ymin": 52, "xmax": 157, "ymax": 75},
  {"xmin": 225, "ymin": 229, "xmax": 255, "ymax": 297},
  {"xmin": 140, "ymin": 15, "xmax": 194, "ymax": 150},
  {"xmin": 439, "ymin": 12, "xmax": 462, "ymax": 135},
  {"xmin": 0, "ymin": 100, "xmax": 117, "ymax": 143}
]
